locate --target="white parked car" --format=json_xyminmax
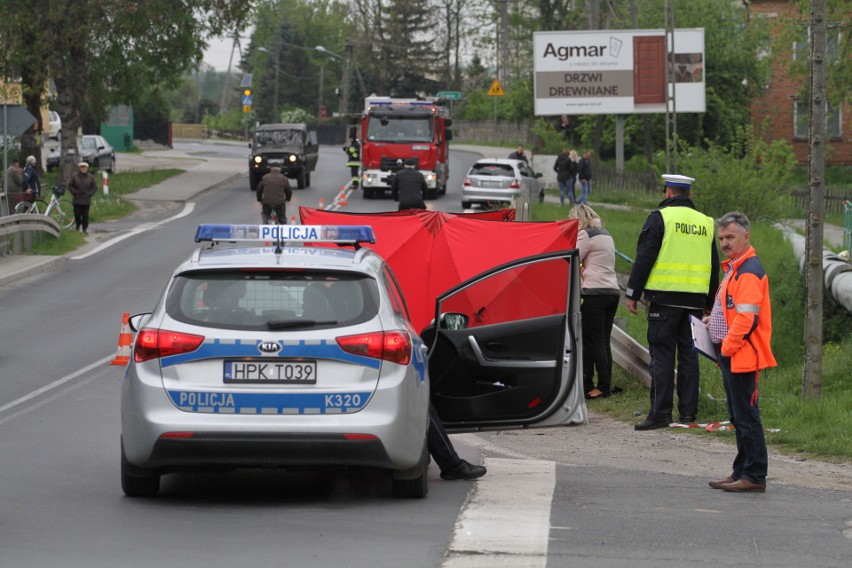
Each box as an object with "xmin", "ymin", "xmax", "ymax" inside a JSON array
[
  {"xmin": 47, "ymin": 111, "xmax": 61, "ymax": 140},
  {"xmin": 461, "ymin": 158, "xmax": 543, "ymax": 209}
]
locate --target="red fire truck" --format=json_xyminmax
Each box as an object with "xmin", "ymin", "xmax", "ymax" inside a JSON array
[{"xmin": 358, "ymin": 96, "xmax": 453, "ymax": 199}]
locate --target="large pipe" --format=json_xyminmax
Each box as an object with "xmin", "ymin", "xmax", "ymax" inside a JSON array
[{"xmin": 777, "ymin": 224, "xmax": 852, "ymax": 314}]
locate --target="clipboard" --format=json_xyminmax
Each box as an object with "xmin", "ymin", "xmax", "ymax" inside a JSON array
[{"xmin": 689, "ymin": 315, "xmax": 718, "ymax": 362}]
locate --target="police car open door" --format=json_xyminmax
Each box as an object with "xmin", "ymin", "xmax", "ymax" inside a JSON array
[{"xmin": 424, "ymin": 249, "xmax": 587, "ymax": 431}]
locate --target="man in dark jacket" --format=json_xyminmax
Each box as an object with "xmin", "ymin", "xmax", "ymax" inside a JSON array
[
  {"xmin": 68, "ymin": 161, "xmax": 98, "ymax": 233},
  {"xmin": 256, "ymin": 166, "xmax": 292, "ymax": 224},
  {"xmin": 553, "ymin": 149, "xmax": 577, "ymax": 206},
  {"xmin": 626, "ymin": 174, "xmax": 719, "ymax": 430},
  {"xmin": 577, "ymin": 150, "xmax": 593, "ymax": 204},
  {"xmin": 508, "ymin": 145, "xmax": 529, "ymax": 163},
  {"xmin": 391, "ymin": 159, "xmax": 427, "ymax": 211}
]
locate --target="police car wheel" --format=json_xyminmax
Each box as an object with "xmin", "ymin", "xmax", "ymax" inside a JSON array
[
  {"xmin": 391, "ymin": 443, "xmax": 429, "ymax": 499},
  {"xmin": 121, "ymin": 442, "xmax": 160, "ymax": 498}
]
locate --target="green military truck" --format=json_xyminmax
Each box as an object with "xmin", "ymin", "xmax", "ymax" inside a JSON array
[{"xmin": 249, "ymin": 123, "xmax": 319, "ymax": 190}]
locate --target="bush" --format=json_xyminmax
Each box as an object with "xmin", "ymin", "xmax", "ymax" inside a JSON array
[{"xmin": 676, "ymin": 126, "xmax": 798, "ymax": 221}]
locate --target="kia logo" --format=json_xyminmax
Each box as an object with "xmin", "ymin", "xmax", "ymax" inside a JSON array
[{"xmin": 258, "ymin": 341, "xmax": 282, "ymax": 354}]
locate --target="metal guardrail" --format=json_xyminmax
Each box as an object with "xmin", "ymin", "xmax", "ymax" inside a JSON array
[{"xmin": 0, "ymin": 213, "xmax": 60, "ymax": 254}]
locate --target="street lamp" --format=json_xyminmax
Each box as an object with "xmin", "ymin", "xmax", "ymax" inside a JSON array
[
  {"xmin": 256, "ymin": 46, "xmax": 280, "ymax": 121},
  {"xmin": 316, "ymin": 45, "xmax": 351, "ymax": 116}
]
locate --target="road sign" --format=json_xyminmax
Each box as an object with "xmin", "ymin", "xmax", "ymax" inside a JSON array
[
  {"xmin": 437, "ymin": 91, "xmax": 462, "ymax": 101},
  {"xmin": 242, "ymin": 105, "xmax": 252, "ymax": 113},
  {"xmin": 242, "ymin": 94, "xmax": 253, "ymax": 106},
  {"xmin": 1, "ymin": 104, "xmax": 38, "ymax": 136},
  {"xmin": 487, "ymin": 80, "xmax": 505, "ymax": 97}
]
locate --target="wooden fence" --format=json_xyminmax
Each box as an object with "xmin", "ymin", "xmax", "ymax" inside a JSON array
[{"xmin": 791, "ymin": 188, "xmax": 852, "ymax": 215}]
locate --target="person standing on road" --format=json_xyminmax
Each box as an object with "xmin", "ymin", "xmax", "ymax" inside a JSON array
[
  {"xmin": 554, "ymin": 149, "xmax": 578, "ymax": 207},
  {"xmin": 626, "ymin": 174, "xmax": 719, "ymax": 430},
  {"xmin": 68, "ymin": 162, "xmax": 98, "ymax": 234},
  {"xmin": 508, "ymin": 145, "xmax": 529, "ymax": 163},
  {"xmin": 343, "ymin": 135, "xmax": 361, "ymax": 188},
  {"xmin": 256, "ymin": 166, "xmax": 292, "ymax": 224},
  {"xmin": 577, "ymin": 150, "xmax": 593, "ymax": 204},
  {"xmin": 391, "ymin": 158, "xmax": 427, "ymax": 211},
  {"xmin": 569, "ymin": 204, "xmax": 621, "ymax": 399},
  {"xmin": 5, "ymin": 158, "xmax": 22, "ymax": 195},
  {"xmin": 707, "ymin": 211, "xmax": 776, "ymax": 493},
  {"xmin": 21, "ymin": 155, "xmax": 41, "ymax": 201}
]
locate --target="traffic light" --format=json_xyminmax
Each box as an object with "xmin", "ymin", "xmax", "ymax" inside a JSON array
[{"xmin": 243, "ymin": 88, "xmax": 252, "ymax": 97}]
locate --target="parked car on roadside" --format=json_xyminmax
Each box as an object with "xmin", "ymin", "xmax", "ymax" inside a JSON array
[
  {"xmin": 81, "ymin": 135, "xmax": 115, "ymax": 172},
  {"xmin": 461, "ymin": 158, "xmax": 542, "ymax": 210},
  {"xmin": 48, "ymin": 111, "xmax": 61, "ymax": 140}
]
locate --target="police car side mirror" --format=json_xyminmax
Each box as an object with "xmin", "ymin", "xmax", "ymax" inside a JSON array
[{"xmin": 128, "ymin": 313, "xmax": 152, "ymax": 332}]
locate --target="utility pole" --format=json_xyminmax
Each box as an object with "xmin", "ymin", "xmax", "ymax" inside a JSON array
[
  {"xmin": 340, "ymin": 44, "xmax": 353, "ymax": 116},
  {"xmin": 803, "ymin": 0, "xmax": 826, "ymax": 399},
  {"xmin": 664, "ymin": 0, "xmax": 678, "ymax": 173}
]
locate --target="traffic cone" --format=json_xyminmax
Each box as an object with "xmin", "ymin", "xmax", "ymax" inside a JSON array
[
  {"xmin": 110, "ymin": 311, "xmax": 133, "ymax": 366},
  {"xmin": 338, "ymin": 187, "xmax": 348, "ymax": 206},
  {"xmin": 318, "ymin": 197, "xmax": 325, "ymax": 209},
  {"xmin": 290, "ymin": 215, "xmax": 297, "ymax": 225}
]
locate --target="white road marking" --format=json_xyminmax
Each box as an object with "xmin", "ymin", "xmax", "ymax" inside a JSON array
[
  {"xmin": 71, "ymin": 202, "xmax": 196, "ymax": 260},
  {"xmin": 0, "ymin": 356, "xmax": 112, "ymax": 420},
  {"xmin": 443, "ymin": 457, "xmax": 556, "ymax": 568}
]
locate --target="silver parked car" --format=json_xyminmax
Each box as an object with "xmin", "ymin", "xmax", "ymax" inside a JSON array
[
  {"xmin": 81, "ymin": 134, "xmax": 115, "ymax": 172},
  {"xmin": 461, "ymin": 158, "xmax": 543, "ymax": 209},
  {"xmin": 121, "ymin": 223, "xmax": 586, "ymax": 499}
]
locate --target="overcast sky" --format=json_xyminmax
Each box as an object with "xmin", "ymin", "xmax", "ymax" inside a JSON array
[{"xmin": 202, "ymin": 35, "xmax": 241, "ymax": 71}]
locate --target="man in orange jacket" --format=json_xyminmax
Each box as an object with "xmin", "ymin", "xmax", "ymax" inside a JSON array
[{"xmin": 706, "ymin": 211, "xmax": 776, "ymax": 493}]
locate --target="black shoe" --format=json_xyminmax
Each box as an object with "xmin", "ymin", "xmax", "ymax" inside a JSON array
[
  {"xmin": 634, "ymin": 417, "xmax": 670, "ymax": 431},
  {"xmin": 680, "ymin": 415, "xmax": 696, "ymax": 424},
  {"xmin": 440, "ymin": 459, "xmax": 487, "ymax": 481}
]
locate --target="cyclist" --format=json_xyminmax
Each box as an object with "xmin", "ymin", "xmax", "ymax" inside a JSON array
[{"xmin": 255, "ymin": 166, "xmax": 292, "ymax": 225}]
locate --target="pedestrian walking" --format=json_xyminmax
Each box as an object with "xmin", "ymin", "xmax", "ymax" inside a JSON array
[
  {"xmin": 256, "ymin": 166, "xmax": 292, "ymax": 224},
  {"xmin": 626, "ymin": 174, "xmax": 719, "ymax": 429},
  {"xmin": 68, "ymin": 162, "xmax": 98, "ymax": 233},
  {"xmin": 577, "ymin": 150, "xmax": 593, "ymax": 204},
  {"xmin": 706, "ymin": 211, "xmax": 776, "ymax": 493},
  {"xmin": 554, "ymin": 149, "xmax": 578, "ymax": 206}
]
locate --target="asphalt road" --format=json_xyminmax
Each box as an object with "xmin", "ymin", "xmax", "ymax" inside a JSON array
[{"xmin": 1, "ymin": 142, "xmax": 849, "ymax": 567}]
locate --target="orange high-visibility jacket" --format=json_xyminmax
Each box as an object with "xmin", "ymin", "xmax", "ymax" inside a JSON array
[{"xmin": 720, "ymin": 246, "xmax": 777, "ymax": 372}]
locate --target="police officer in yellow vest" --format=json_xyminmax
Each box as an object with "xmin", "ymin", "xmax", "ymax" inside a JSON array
[{"xmin": 626, "ymin": 174, "xmax": 719, "ymax": 430}]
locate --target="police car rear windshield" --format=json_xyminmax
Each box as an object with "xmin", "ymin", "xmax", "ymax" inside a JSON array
[{"xmin": 166, "ymin": 270, "xmax": 380, "ymax": 331}]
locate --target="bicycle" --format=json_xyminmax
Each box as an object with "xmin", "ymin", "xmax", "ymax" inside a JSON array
[{"xmin": 14, "ymin": 185, "xmax": 75, "ymax": 229}]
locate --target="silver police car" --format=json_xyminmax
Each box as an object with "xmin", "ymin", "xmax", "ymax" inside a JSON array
[
  {"xmin": 121, "ymin": 224, "xmax": 587, "ymax": 499},
  {"xmin": 121, "ymin": 225, "xmax": 431, "ymax": 498}
]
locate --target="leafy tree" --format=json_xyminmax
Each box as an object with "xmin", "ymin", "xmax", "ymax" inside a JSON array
[{"xmin": 1, "ymin": 0, "xmax": 252, "ymax": 181}]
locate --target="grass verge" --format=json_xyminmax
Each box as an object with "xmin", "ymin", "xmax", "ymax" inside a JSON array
[
  {"xmin": 532, "ymin": 201, "xmax": 852, "ymax": 463},
  {"xmin": 25, "ymin": 168, "xmax": 184, "ymax": 256}
]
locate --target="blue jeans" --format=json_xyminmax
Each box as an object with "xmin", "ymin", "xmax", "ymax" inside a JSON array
[
  {"xmin": 557, "ymin": 176, "xmax": 576, "ymax": 206},
  {"xmin": 720, "ymin": 355, "xmax": 768, "ymax": 484},
  {"xmin": 579, "ymin": 179, "xmax": 591, "ymax": 204}
]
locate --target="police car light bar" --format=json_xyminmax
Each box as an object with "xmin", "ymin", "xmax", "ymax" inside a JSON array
[{"xmin": 194, "ymin": 224, "xmax": 376, "ymax": 245}]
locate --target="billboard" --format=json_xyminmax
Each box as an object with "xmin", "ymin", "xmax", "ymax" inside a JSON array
[{"xmin": 534, "ymin": 29, "xmax": 705, "ymax": 116}]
